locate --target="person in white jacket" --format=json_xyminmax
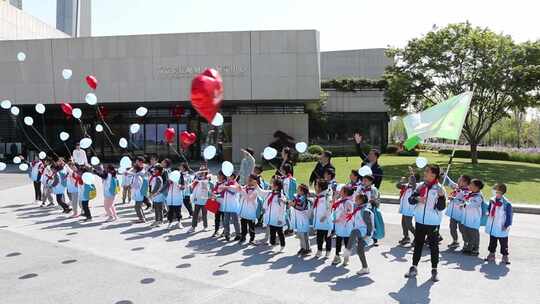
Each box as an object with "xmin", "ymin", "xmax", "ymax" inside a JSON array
[
  {"xmin": 460, "ymin": 179, "xmax": 485, "ymax": 256},
  {"xmin": 312, "ymin": 179, "xmax": 334, "ymax": 258},
  {"xmin": 255, "ymin": 178, "xmax": 287, "ymax": 252}
]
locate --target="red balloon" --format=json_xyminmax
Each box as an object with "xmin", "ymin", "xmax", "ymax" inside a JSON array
[
  {"xmin": 164, "ymin": 128, "xmax": 176, "ymax": 144},
  {"xmin": 190, "ymin": 68, "xmax": 223, "ymax": 123},
  {"xmin": 98, "ymin": 105, "xmax": 108, "ymax": 119},
  {"xmin": 86, "ymin": 75, "xmax": 98, "ymax": 90},
  {"xmin": 171, "ymin": 105, "xmax": 185, "ymax": 120},
  {"xmin": 180, "ymin": 131, "xmax": 197, "ymax": 149},
  {"xmin": 60, "ymin": 102, "xmax": 73, "ymax": 116}
]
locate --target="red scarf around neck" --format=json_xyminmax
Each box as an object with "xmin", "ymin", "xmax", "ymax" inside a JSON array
[
  {"xmin": 419, "ymin": 180, "xmax": 437, "ymax": 198},
  {"xmin": 267, "ymin": 191, "xmax": 280, "ymax": 206},
  {"xmin": 313, "ymin": 193, "xmax": 324, "ymax": 208},
  {"xmin": 332, "ymin": 197, "xmax": 349, "ymax": 210},
  {"xmin": 345, "ymin": 203, "xmax": 368, "ymax": 222},
  {"xmin": 490, "ymin": 198, "xmax": 503, "ymax": 216}
]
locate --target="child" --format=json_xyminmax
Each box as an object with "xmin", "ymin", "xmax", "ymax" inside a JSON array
[
  {"xmin": 49, "ymin": 164, "xmax": 71, "ymax": 213},
  {"xmin": 460, "ymin": 179, "xmax": 485, "ymax": 256},
  {"xmin": 344, "ymin": 193, "xmax": 374, "ymax": 275},
  {"xmin": 237, "ymin": 174, "xmax": 259, "ymax": 244},
  {"xmin": 289, "ymin": 184, "xmax": 311, "ymax": 256},
  {"xmin": 149, "ymin": 165, "xmax": 166, "ymax": 227},
  {"xmin": 121, "ymin": 167, "xmax": 133, "ymax": 204},
  {"xmin": 405, "ymin": 165, "xmax": 446, "ymax": 282},
  {"xmin": 40, "ymin": 160, "xmax": 54, "ymax": 207},
  {"xmin": 189, "ymin": 168, "xmax": 211, "ymax": 232},
  {"xmin": 253, "ymin": 165, "xmax": 268, "ymax": 227},
  {"xmin": 323, "ymin": 169, "xmax": 338, "ymax": 200},
  {"xmin": 256, "ymin": 178, "xmax": 287, "ymax": 252},
  {"xmin": 94, "ymin": 164, "xmax": 119, "ymax": 222},
  {"xmin": 180, "ymin": 163, "xmax": 194, "ymax": 218},
  {"xmin": 66, "ymin": 162, "xmax": 80, "ymax": 217},
  {"xmin": 166, "ymin": 171, "xmax": 184, "ymax": 229},
  {"xmin": 29, "ymin": 156, "xmax": 43, "ymax": 203},
  {"xmin": 484, "ymin": 183, "xmax": 513, "ymax": 264},
  {"xmin": 361, "ymin": 175, "xmax": 384, "ymax": 246},
  {"xmin": 348, "ymin": 170, "xmax": 362, "ymax": 193},
  {"xmin": 444, "ymin": 174, "xmax": 471, "ymax": 248},
  {"xmin": 78, "ymin": 167, "xmax": 96, "ymax": 222},
  {"xmin": 211, "ymin": 171, "xmax": 227, "ymax": 237},
  {"xmin": 312, "ymin": 179, "xmax": 334, "ymax": 258},
  {"xmin": 130, "ymin": 163, "xmax": 149, "ymax": 223},
  {"xmin": 396, "ymin": 169, "xmax": 420, "ymax": 245},
  {"xmin": 219, "ymin": 173, "xmax": 241, "ymax": 242},
  {"xmin": 332, "ymin": 186, "xmax": 354, "ymax": 265},
  {"xmin": 281, "ymin": 164, "xmax": 297, "ymax": 236}
]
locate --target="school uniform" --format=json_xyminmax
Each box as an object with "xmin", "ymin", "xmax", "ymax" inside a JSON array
[
  {"xmin": 311, "ymin": 190, "xmax": 333, "ymax": 252},
  {"xmin": 182, "ymin": 171, "xmax": 194, "ymax": 217},
  {"xmin": 149, "ymin": 174, "xmax": 165, "ymax": 223},
  {"xmin": 346, "ymin": 203, "xmax": 374, "ymax": 268},
  {"xmin": 360, "ymin": 184, "xmax": 385, "ymax": 242},
  {"xmin": 238, "ymin": 186, "xmax": 258, "ymax": 242},
  {"xmin": 212, "ymin": 181, "xmax": 226, "ymax": 234},
  {"xmin": 290, "ymin": 194, "xmax": 310, "ymax": 251},
  {"xmin": 444, "ymin": 176, "xmax": 469, "ymax": 244},
  {"xmin": 49, "ymin": 169, "xmax": 70, "ymax": 212},
  {"xmin": 166, "ymin": 180, "xmax": 184, "ymax": 224},
  {"xmin": 66, "ymin": 169, "xmax": 80, "ymax": 214},
  {"xmin": 190, "ymin": 178, "xmax": 210, "ymax": 229},
  {"xmin": 79, "ymin": 183, "xmax": 96, "ymax": 220},
  {"xmin": 397, "ymin": 182, "xmax": 416, "ymax": 240},
  {"xmin": 220, "ymin": 181, "xmax": 241, "ymax": 239},
  {"xmin": 121, "ymin": 172, "xmax": 133, "ymax": 204},
  {"xmin": 461, "ymin": 191, "xmax": 484, "ymax": 253},
  {"xmin": 29, "ymin": 160, "xmax": 43, "ymax": 201},
  {"xmin": 332, "ymin": 196, "xmax": 354, "ymax": 255},
  {"xmin": 282, "ymin": 175, "xmax": 297, "ymax": 232},
  {"xmin": 256, "ymin": 187, "xmax": 287, "ymax": 247},
  {"xmin": 40, "ymin": 166, "xmax": 54, "ymax": 205},
  {"xmin": 131, "ymin": 170, "xmax": 149, "ymax": 221},
  {"xmin": 485, "ymin": 196, "xmax": 513, "ymax": 256},
  {"xmin": 409, "ymin": 181, "xmax": 446, "ymax": 269}
]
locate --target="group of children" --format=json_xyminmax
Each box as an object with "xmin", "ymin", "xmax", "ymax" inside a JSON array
[{"xmin": 24, "ymin": 150, "xmax": 514, "ymax": 281}]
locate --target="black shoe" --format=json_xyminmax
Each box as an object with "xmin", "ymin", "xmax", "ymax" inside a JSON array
[
  {"xmin": 234, "ymin": 236, "xmax": 242, "ymax": 241},
  {"xmin": 297, "ymin": 249, "xmax": 304, "ymax": 255},
  {"xmin": 431, "ymin": 269, "xmax": 440, "ymax": 282},
  {"xmin": 239, "ymin": 237, "xmax": 246, "ymax": 243},
  {"xmin": 225, "ymin": 236, "xmax": 230, "ymax": 242},
  {"xmin": 211, "ymin": 232, "xmax": 218, "ymax": 237},
  {"xmin": 404, "ymin": 266, "xmax": 417, "ymax": 278}
]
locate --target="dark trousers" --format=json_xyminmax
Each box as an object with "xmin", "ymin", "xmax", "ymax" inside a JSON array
[
  {"xmin": 81, "ymin": 200, "xmax": 91, "ymax": 219},
  {"xmin": 449, "ymin": 218, "xmax": 462, "ymax": 242},
  {"xmin": 154, "ymin": 203, "xmax": 164, "ymax": 222},
  {"xmin": 269, "ymin": 225, "xmax": 285, "ymax": 247},
  {"xmin": 488, "ymin": 236, "xmax": 509, "ymax": 256},
  {"xmin": 192, "ymin": 204, "xmax": 208, "ymax": 228},
  {"xmin": 347, "ymin": 230, "xmax": 368, "ymax": 268},
  {"xmin": 33, "ymin": 181, "xmax": 42, "ymax": 201},
  {"xmin": 167, "ymin": 205, "xmax": 181, "ymax": 223},
  {"xmin": 316, "ymin": 229, "xmax": 332, "ymax": 252},
  {"xmin": 240, "ymin": 218, "xmax": 255, "ymax": 242},
  {"xmin": 182, "ymin": 197, "xmax": 193, "ymax": 217},
  {"xmin": 214, "ymin": 211, "xmax": 223, "ymax": 233},
  {"xmin": 55, "ymin": 194, "xmax": 70, "ymax": 211},
  {"xmin": 143, "ymin": 196, "xmax": 152, "ymax": 208},
  {"xmin": 401, "ymin": 215, "xmax": 415, "ymax": 239},
  {"xmin": 335, "ymin": 236, "xmax": 349, "ymax": 255},
  {"xmin": 412, "ymin": 223, "xmax": 440, "ymax": 269}
]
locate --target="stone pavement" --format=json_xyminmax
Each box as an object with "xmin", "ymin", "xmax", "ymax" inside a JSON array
[{"xmin": 1, "ymin": 173, "xmax": 539, "ymax": 304}]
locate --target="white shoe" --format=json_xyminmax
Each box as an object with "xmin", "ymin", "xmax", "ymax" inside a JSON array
[
  {"xmin": 315, "ymin": 250, "xmax": 322, "ymax": 258},
  {"xmin": 357, "ymin": 268, "xmax": 370, "ymax": 275},
  {"xmin": 279, "ymin": 246, "xmax": 285, "ymax": 253},
  {"xmin": 342, "ymin": 256, "xmax": 350, "ymax": 266},
  {"xmin": 332, "ymin": 255, "xmax": 341, "ymax": 265},
  {"xmin": 176, "ymin": 222, "xmax": 183, "ymax": 229},
  {"xmin": 187, "ymin": 227, "xmax": 195, "ymax": 233}
]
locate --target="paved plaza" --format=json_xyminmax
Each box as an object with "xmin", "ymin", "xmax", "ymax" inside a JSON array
[{"xmin": 1, "ymin": 172, "xmax": 539, "ymax": 304}]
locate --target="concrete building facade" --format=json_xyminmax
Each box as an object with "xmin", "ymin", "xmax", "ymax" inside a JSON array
[{"xmin": 56, "ymin": 0, "xmax": 91, "ymax": 37}]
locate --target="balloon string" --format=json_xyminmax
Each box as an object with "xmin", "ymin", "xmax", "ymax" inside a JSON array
[
  {"xmin": 101, "ymin": 127, "xmax": 117, "ymax": 154},
  {"xmin": 95, "ymin": 107, "xmax": 115, "ymax": 136},
  {"xmin": 30, "ymin": 125, "xmax": 59, "ymax": 157},
  {"xmin": 15, "ymin": 119, "xmax": 42, "ymax": 152},
  {"xmin": 76, "ymin": 118, "xmax": 98, "ymax": 156},
  {"xmin": 63, "ymin": 142, "xmax": 72, "ymax": 158},
  {"xmin": 168, "ymin": 143, "xmax": 191, "ymax": 168}
]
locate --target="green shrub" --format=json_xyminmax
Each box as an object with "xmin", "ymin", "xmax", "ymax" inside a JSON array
[
  {"xmin": 438, "ymin": 149, "xmax": 510, "ymax": 161},
  {"xmin": 297, "ymin": 153, "xmax": 319, "ymax": 163},
  {"xmin": 509, "ymin": 152, "xmax": 540, "ymax": 164},
  {"xmin": 307, "ymin": 145, "xmax": 324, "ymax": 155},
  {"xmin": 385, "ymin": 145, "xmax": 399, "ymax": 154},
  {"xmin": 397, "ymin": 150, "xmax": 419, "ymax": 156}
]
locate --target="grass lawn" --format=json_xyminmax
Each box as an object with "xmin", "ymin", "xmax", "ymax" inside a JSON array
[{"xmin": 262, "ymin": 151, "xmax": 540, "ymax": 205}]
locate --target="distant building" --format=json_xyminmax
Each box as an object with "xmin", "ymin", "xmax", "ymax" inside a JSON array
[
  {"xmin": 2, "ymin": 0, "xmax": 22, "ymax": 10},
  {"xmin": 56, "ymin": 0, "xmax": 91, "ymax": 37}
]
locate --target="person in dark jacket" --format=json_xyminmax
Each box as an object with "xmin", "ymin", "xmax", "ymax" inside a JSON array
[
  {"xmin": 354, "ymin": 133, "xmax": 383, "ymax": 188},
  {"xmin": 309, "ymin": 151, "xmax": 335, "ymax": 186}
]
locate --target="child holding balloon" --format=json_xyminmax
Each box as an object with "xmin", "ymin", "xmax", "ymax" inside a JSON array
[
  {"xmin": 166, "ymin": 170, "xmax": 184, "ymax": 229},
  {"xmin": 312, "ymin": 179, "xmax": 334, "ymax": 258},
  {"xmin": 211, "ymin": 171, "xmax": 227, "ymax": 237},
  {"xmin": 256, "ymin": 178, "xmax": 288, "ymax": 251},
  {"xmin": 219, "ymin": 172, "xmax": 242, "ymax": 242},
  {"xmin": 79, "ymin": 167, "xmax": 97, "ymax": 222},
  {"xmin": 66, "ymin": 161, "xmax": 80, "ymax": 217},
  {"xmin": 360, "ymin": 175, "xmax": 384, "ymax": 246},
  {"xmin": 93, "ymin": 164, "xmax": 119, "ymax": 222},
  {"xmin": 189, "ymin": 168, "xmax": 211, "ymax": 232},
  {"xmin": 49, "ymin": 164, "xmax": 72, "ymax": 213},
  {"xmin": 130, "ymin": 163, "xmax": 149, "ymax": 223},
  {"xmin": 237, "ymin": 174, "xmax": 259, "ymax": 244}
]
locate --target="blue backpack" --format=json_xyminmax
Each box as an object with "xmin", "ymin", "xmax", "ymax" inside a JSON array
[{"xmin": 480, "ymin": 201, "xmax": 489, "ymax": 226}]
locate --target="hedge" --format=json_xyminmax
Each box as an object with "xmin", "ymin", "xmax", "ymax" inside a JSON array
[
  {"xmin": 397, "ymin": 150, "xmax": 419, "ymax": 156},
  {"xmin": 438, "ymin": 149, "xmax": 510, "ymax": 161},
  {"xmin": 386, "ymin": 145, "xmax": 399, "ymax": 154}
]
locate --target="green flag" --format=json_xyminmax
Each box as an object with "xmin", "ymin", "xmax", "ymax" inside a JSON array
[{"xmin": 403, "ymin": 92, "xmax": 472, "ymax": 150}]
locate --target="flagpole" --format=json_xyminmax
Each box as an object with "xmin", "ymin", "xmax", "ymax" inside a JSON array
[{"xmin": 442, "ymin": 140, "xmax": 458, "ymax": 182}]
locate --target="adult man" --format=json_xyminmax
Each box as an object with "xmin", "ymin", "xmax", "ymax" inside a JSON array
[
  {"xmin": 72, "ymin": 143, "xmax": 88, "ymax": 166},
  {"xmin": 354, "ymin": 133, "xmax": 383, "ymax": 188},
  {"xmin": 309, "ymin": 151, "xmax": 335, "ymax": 186}
]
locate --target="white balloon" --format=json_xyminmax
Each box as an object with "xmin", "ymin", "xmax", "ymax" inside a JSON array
[
  {"xmin": 90, "ymin": 156, "xmax": 100, "ymax": 166},
  {"xmin": 72, "ymin": 108, "xmax": 82, "ymax": 119},
  {"xmin": 81, "ymin": 172, "xmax": 94, "ymax": 185},
  {"xmin": 221, "ymin": 161, "xmax": 234, "ymax": 177},
  {"xmin": 295, "ymin": 142, "xmax": 308, "ymax": 153},
  {"xmin": 62, "ymin": 69, "xmax": 72, "ymax": 80},
  {"xmin": 17, "ymin": 52, "xmax": 26, "ymax": 62},
  {"xmin": 19, "ymin": 163, "xmax": 29, "ymax": 171},
  {"xmin": 168, "ymin": 170, "xmax": 181, "ymax": 184},
  {"xmin": 1, "ymin": 100, "xmax": 11, "ymax": 109},
  {"xmin": 35, "ymin": 103, "xmax": 45, "ymax": 114},
  {"xmin": 117, "ymin": 167, "xmax": 126, "ymax": 174},
  {"xmin": 23, "ymin": 116, "xmax": 34, "ymax": 126},
  {"xmin": 79, "ymin": 137, "xmax": 92, "ymax": 149},
  {"xmin": 203, "ymin": 145, "xmax": 217, "ymax": 160},
  {"xmin": 85, "ymin": 92, "xmax": 97, "ymax": 105},
  {"xmin": 38, "ymin": 151, "xmax": 47, "ymax": 160},
  {"xmin": 95, "ymin": 124, "xmax": 103, "ymax": 132},
  {"xmin": 415, "ymin": 156, "xmax": 428, "ymax": 169},
  {"xmin": 119, "ymin": 156, "xmax": 132, "ymax": 169},
  {"xmin": 135, "ymin": 107, "xmax": 148, "ymax": 117},
  {"xmin": 59, "ymin": 131, "xmax": 70, "ymax": 142},
  {"xmin": 358, "ymin": 165, "xmax": 373, "ymax": 177},
  {"xmin": 211, "ymin": 113, "xmax": 224, "ymax": 127},
  {"xmin": 13, "ymin": 156, "xmax": 21, "ymax": 164},
  {"xmin": 119, "ymin": 137, "xmax": 128, "ymax": 149},
  {"xmin": 10, "ymin": 106, "xmax": 20, "ymax": 116},
  {"xmin": 0, "ymin": 162, "xmax": 6, "ymax": 171},
  {"xmin": 262, "ymin": 147, "xmax": 278, "ymax": 160},
  {"xmin": 129, "ymin": 123, "xmax": 140, "ymax": 134}
]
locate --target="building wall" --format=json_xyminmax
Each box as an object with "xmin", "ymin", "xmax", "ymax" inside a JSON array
[
  {"xmin": 232, "ymin": 114, "xmax": 308, "ymax": 163},
  {"xmin": 320, "ymin": 48, "xmax": 392, "ymax": 80},
  {"xmin": 0, "ymin": 2, "xmax": 69, "ymax": 40},
  {"xmin": 57, "ymin": 0, "xmax": 91, "ymax": 37},
  {"xmin": 323, "ymin": 90, "xmax": 387, "ymax": 112},
  {"xmin": 0, "ymin": 30, "xmax": 320, "ymax": 105}
]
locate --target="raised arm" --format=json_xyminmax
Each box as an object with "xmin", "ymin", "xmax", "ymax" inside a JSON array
[{"xmin": 354, "ymin": 133, "xmax": 368, "ymax": 162}]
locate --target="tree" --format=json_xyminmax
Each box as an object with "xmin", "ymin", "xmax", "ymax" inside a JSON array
[{"xmin": 384, "ymin": 22, "xmax": 540, "ymax": 163}]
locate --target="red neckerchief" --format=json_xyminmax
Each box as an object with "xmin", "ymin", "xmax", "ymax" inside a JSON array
[
  {"xmin": 75, "ymin": 174, "xmax": 83, "ymax": 186},
  {"xmin": 267, "ymin": 191, "xmax": 280, "ymax": 206},
  {"xmin": 464, "ymin": 191, "xmax": 479, "ymax": 201},
  {"xmin": 450, "ymin": 186, "xmax": 469, "ymax": 198},
  {"xmin": 313, "ymin": 193, "xmax": 324, "ymax": 208},
  {"xmin": 213, "ymin": 181, "xmax": 225, "ymax": 195},
  {"xmin": 419, "ymin": 180, "xmax": 437, "ymax": 198},
  {"xmin": 224, "ymin": 180, "xmax": 237, "ymax": 195},
  {"xmin": 149, "ymin": 172, "xmax": 161, "ymax": 186},
  {"xmin": 348, "ymin": 180, "xmax": 359, "ymax": 191},
  {"xmin": 332, "ymin": 197, "xmax": 349, "ymax": 210},
  {"xmin": 399, "ymin": 185, "xmax": 407, "ymax": 199},
  {"xmin": 244, "ymin": 186, "xmax": 255, "ymax": 193},
  {"xmin": 362, "ymin": 186, "xmax": 372, "ymax": 194},
  {"xmin": 490, "ymin": 198, "xmax": 503, "ymax": 216},
  {"xmin": 345, "ymin": 203, "xmax": 368, "ymax": 222}
]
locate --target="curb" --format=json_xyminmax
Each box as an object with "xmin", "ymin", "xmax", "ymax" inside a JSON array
[{"xmin": 380, "ymin": 195, "xmax": 540, "ymax": 215}]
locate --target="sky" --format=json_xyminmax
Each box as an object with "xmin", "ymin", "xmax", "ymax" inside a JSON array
[{"xmin": 22, "ymin": 0, "xmax": 540, "ymax": 51}]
